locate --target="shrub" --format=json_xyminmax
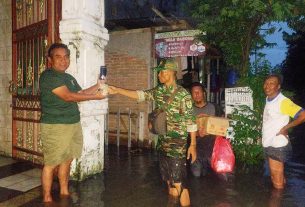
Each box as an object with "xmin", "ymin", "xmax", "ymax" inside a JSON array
[
  {"xmin": 229, "ymin": 62, "xmax": 269, "ymax": 166},
  {"xmin": 230, "ymin": 106, "xmax": 264, "ymax": 165}
]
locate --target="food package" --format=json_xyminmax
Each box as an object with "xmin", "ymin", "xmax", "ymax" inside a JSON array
[{"xmin": 196, "ymin": 115, "xmax": 230, "ymax": 136}]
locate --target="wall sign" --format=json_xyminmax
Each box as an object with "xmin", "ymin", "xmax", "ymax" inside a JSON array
[
  {"xmin": 225, "ymin": 87, "xmax": 253, "ymax": 116},
  {"xmin": 155, "ymin": 30, "xmax": 206, "ymax": 58}
]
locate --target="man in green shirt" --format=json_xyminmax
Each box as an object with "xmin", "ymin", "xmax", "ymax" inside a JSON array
[
  {"xmin": 109, "ymin": 58, "xmax": 197, "ymax": 207},
  {"xmin": 39, "ymin": 43, "xmax": 107, "ymax": 203}
]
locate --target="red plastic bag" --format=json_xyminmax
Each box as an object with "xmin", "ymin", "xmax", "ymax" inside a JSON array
[{"xmin": 211, "ymin": 136, "xmax": 235, "ymax": 173}]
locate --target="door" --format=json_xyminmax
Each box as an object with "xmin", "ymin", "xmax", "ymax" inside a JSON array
[{"xmin": 11, "ymin": 0, "xmax": 61, "ymax": 164}]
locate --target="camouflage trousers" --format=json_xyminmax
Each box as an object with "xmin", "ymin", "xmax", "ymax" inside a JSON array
[
  {"xmin": 159, "ymin": 152, "xmax": 188, "ymax": 188},
  {"xmin": 158, "ymin": 137, "xmax": 187, "ymax": 158}
]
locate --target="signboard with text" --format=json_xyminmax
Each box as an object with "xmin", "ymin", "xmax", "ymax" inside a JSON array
[
  {"xmin": 155, "ymin": 30, "xmax": 206, "ymax": 58},
  {"xmin": 225, "ymin": 87, "xmax": 253, "ymax": 116}
]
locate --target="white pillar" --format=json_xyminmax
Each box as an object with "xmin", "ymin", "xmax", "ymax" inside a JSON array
[
  {"xmin": 0, "ymin": 0, "xmax": 12, "ymax": 156},
  {"xmin": 59, "ymin": 0, "xmax": 109, "ymax": 181}
]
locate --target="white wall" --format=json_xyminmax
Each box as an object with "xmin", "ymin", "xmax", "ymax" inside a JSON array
[
  {"xmin": 0, "ymin": 0, "xmax": 12, "ymax": 156},
  {"xmin": 61, "ymin": 0, "xmax": 109, "ymax": 180}
]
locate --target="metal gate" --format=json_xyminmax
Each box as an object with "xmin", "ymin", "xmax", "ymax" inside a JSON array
[{"xmin": 10, "ymin": 0, "xmax": 61, "ymax": 164}]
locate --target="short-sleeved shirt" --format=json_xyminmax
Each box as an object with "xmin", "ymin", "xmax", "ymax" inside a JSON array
[
  {"xmin": 39, "ymin": 68, "xmax": 82, "ymax": 124},
  {"xmin": 193, "ymin": 103, "xmax": 216, "ymax": 118},
  {"xmin": 262, "ymin": 92, "xmax": 303, "ymax": 148},
  {"xmin": 193, "ymin": 103, "xmax": 216, "ymax": 158},
  {"xmin": 137, "ymin": 84, "xmax": 197, "ymax": 158}
]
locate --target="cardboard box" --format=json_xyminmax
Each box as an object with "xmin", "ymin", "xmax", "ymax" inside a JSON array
[{"xmin": 196, "ymin": 115, "xmax": 230, "ymax": 137}]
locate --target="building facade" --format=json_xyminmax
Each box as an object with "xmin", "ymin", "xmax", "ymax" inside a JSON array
[{"xmin": 0, "ymin": 0, "xmax": 109, "ymax": 181}]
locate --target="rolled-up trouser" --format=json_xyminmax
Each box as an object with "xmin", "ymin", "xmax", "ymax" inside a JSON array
[{"xmin": 41, "ymin": 122, "xmax": 83, "ymax": 166}]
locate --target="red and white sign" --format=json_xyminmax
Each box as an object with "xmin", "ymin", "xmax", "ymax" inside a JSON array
[{"xmin": 155, "ymin": 30, "xmax": 206, "ymax": 58}]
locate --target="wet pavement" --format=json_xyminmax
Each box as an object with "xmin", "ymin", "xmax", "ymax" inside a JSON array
[{"xmin": 1, "ymin": 125, "xmax": 305, "ymax": 207}]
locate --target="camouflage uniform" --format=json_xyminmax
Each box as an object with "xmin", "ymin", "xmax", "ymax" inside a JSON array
[{"xmin": 138, "ymin": 84, "xmax": 197, "ymax": 158}]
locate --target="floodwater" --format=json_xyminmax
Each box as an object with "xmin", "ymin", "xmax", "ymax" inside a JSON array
[{"xmin": 23, "ymin": 125, "xmax": 305, "ymax": 207}]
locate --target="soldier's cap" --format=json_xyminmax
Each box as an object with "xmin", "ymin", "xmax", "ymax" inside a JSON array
[{"xmin": 153, "ymin": 58, "xmax": 178, "ymax": 72}]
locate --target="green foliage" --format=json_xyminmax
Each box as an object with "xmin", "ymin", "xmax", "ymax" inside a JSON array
[
  {"xmin": 238, "ymin": 60, "xmax": 270, "ymax": 114},
  {"xmin": 186, "ymin": 0, "xmax": 305, "ymax": 77},
  {"xmin": 185, "ymin": 0, "xmax": 304, "ymax": 167},
  {"xmin": 229, "ymin": 62, "xmax": 294, "ymax": 165},
  {"xmin": 230, "ymin": 106, "xmax": 264, "ymax": 165},
  {"xmin": 229, "ymin": 64, "xmax": 270, "ymax": 165},
  {"xmin": 282, "ymin": 17, "xmax": 305, "ymax": 105}
]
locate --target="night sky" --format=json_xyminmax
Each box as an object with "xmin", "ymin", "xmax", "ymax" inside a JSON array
[{"xmin": 250, "ymin": 22, "xmax": 293, "ymax": 67}]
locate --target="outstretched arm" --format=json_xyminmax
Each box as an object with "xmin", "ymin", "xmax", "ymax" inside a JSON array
[
  {"xmin": 108, "ymin": 86, "xmax": 139, "ymax": 100},
  {"xmin": 52, "ymin": 85, "xmax": 105, "ymax": 102},
  {"xmin": 80, "ymin": 83, "xmax": 99, "ymax": 95},
  {"xmin": 80, "ymin": 79, "xmax": 110, "ymax": 95}
]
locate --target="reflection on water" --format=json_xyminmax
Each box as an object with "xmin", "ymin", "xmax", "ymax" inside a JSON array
[
  {"xmin": 24, "ymin": 140, "xmax": 305, "ymax": 207},
  {"xmin": 63, "ymin": 146, "xmax": 305, "ymax": 207},
  {"xmin": 268, "ymin": 188, "xmax": 283, "ymax": 207}
]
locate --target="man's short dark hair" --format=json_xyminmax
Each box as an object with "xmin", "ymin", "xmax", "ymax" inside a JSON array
[
  {"xmin": 190, "ymin": 82, "xmax": 206, "ymax": 94},
  {"xmin": 265, "ymin": 74, "xmax": 283, "ymax": 85},
  {"xmin": 48, "ymin": 43, "xmax": 70, "ymax": 57}
]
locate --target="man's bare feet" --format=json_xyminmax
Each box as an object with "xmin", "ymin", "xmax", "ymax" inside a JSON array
[
  {"xmin": 60, "ymin": 193, "xmax": 70, "ymax": 198},
  {"xmin": 180, "ymin": 189, "xmax": 191, "ymax": 207},
  {"xmin": 43, "ymin": 194, "xmax": 53, "ymax": 203},
  {"xmin": 60, "ymin": 187, "xmax": 70, "ymax": 197}
]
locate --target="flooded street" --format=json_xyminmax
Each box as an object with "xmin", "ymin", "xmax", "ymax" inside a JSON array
[
  {"xmin": 15, "ymin": 125, "xmax": 305, "ymax": 207},
  {"xmin": 66, "ymin": 145, "xmax": 305, "ymax": 207}
]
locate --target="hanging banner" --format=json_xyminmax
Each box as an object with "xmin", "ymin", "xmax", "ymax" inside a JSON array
[
  {"xmin": 225, "ymin": 87, "xmax": 253, "ymax": 116},
  {"xmin": 155, "ymin": 30, "xmax": 206, "ymax": 58}
]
